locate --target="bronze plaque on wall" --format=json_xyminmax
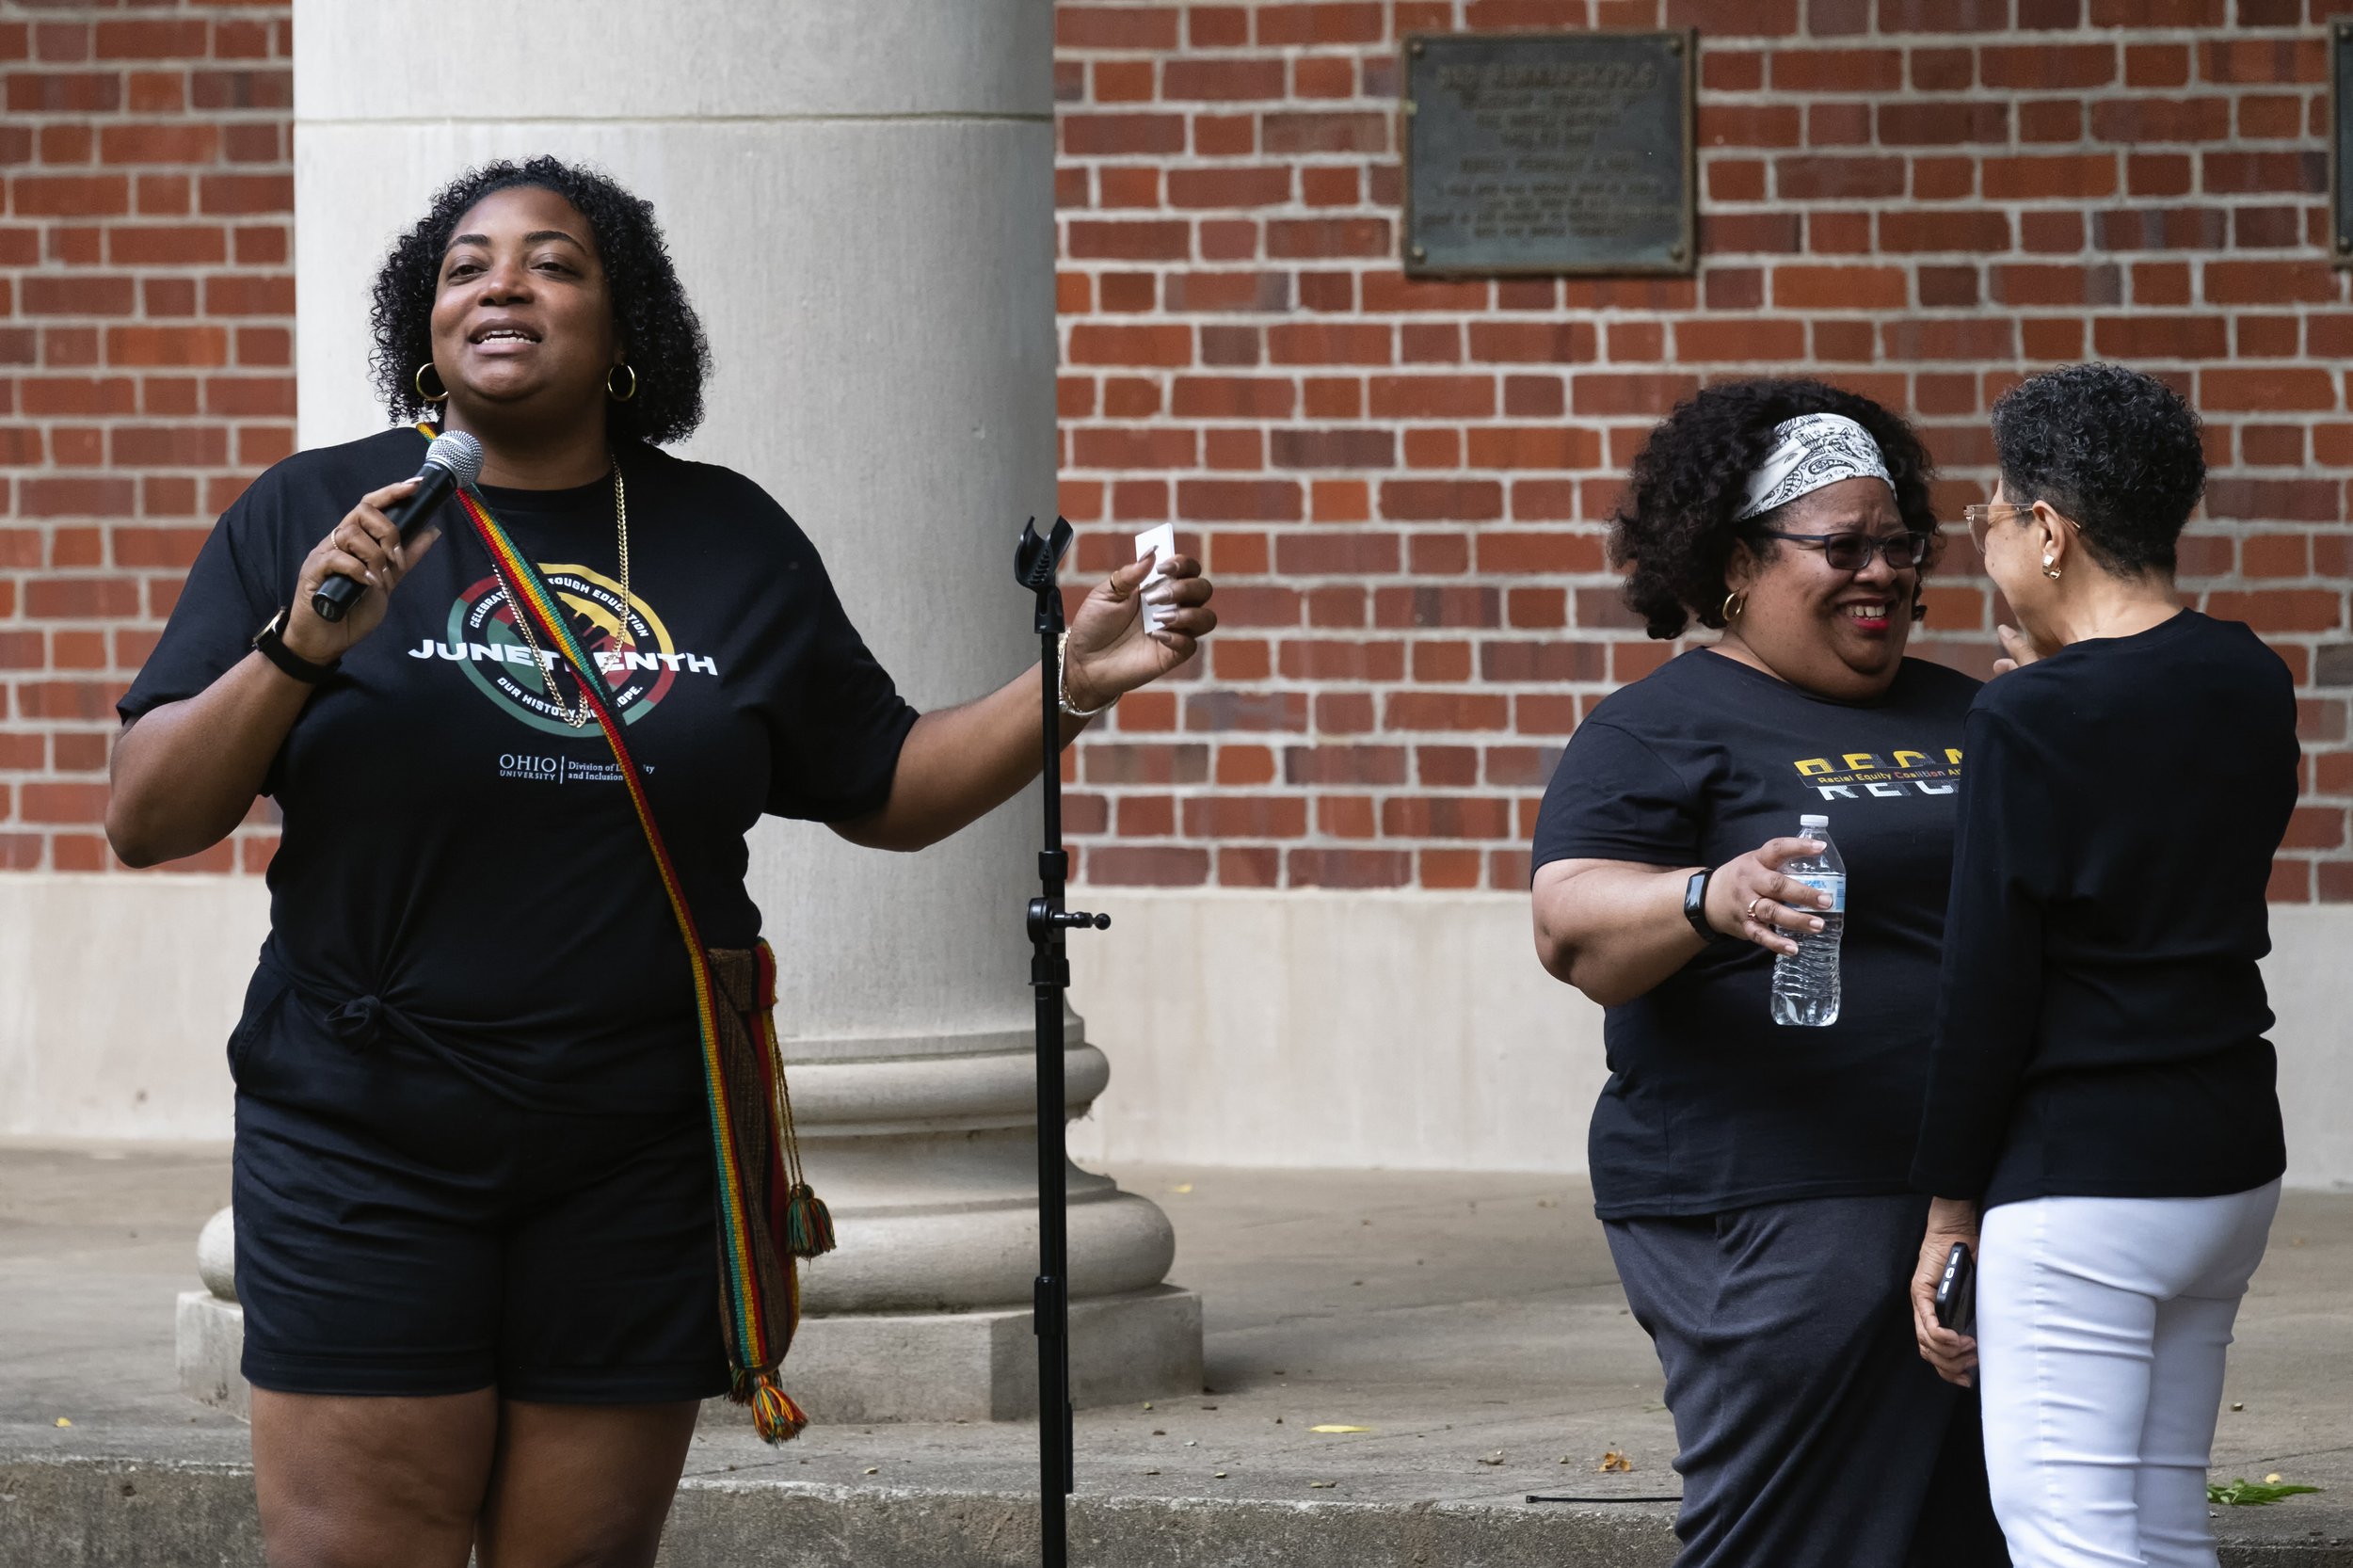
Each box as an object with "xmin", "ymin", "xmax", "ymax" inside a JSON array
[
  {"xmin": 1402, "ymin": 30, "xmax": 1696, "ymax": 278},
  {"xmin": 2334, "ymin": 18, "xmax": 2353, "ymax": 263}
]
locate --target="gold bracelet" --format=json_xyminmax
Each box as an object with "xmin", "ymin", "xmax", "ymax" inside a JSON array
[{"xmin": 1056, "ymin": 631, "xmax": 1118, "ymax": 720}]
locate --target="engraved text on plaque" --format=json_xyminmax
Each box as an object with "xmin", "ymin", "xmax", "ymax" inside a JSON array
[{"xmin": 1403, "ymin": 30, "xmax": 1696, "ymax": 277}]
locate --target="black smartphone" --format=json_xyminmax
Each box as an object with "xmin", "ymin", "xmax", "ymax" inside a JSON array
[{"xmin": 1932, "ymin": 1240, "xmax": 1975, "ymax": 1336}]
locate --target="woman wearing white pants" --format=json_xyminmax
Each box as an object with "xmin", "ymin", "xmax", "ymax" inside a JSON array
[
  {"xmin": 1907, "ymin": 364, "xmax": 2300, "ymax": 1568},
  {"xmin": 1975, "ymin": 1186, "xmax": 2281, "ymax": 1567}
]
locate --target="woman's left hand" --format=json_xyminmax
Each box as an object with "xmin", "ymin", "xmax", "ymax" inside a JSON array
[
  {"xmin": 1062, "ymin": 552, "xmax": 1217, "ymax": 712},
  {"xmin": 1911, "ymin": 1196, "xmax": 1981, "ymax": 1386}
]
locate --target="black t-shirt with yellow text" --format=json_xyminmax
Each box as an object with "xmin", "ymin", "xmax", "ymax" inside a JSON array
[
  {"xmin": 1531, "ymin": 648, "xmax": 1979, "ymax": 1219},
  {"xmin": 121, "ymin": 428, "xmax": 918, "ymax": 1117}
]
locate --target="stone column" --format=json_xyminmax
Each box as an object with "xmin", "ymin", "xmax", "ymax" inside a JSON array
[{"xmin": 180, "ymin": 0, "xmax": 1199, "ymax": 1424}]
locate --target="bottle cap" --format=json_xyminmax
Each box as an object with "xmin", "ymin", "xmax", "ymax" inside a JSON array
[{"xmin": 1799, "ymin": 814, "xmax": 1829, "ymax": 828}]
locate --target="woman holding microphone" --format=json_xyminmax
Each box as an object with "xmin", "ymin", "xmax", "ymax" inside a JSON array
[
  {"xmin": 1533, "ymin": 377, "xmax": 2004, "ymax": 1567},
  {"xmin": 1913, "ymin": 362, "xmax": 2298, "ymax": 1568},
  {"xmin": 106, "ymin": 156, "xmax": 1215, "ymax": 1568}
]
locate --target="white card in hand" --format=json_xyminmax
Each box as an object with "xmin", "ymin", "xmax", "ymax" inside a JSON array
[{"xmin": 1134, "ymin": 524, "xmax": 1176, "ymax": 632}]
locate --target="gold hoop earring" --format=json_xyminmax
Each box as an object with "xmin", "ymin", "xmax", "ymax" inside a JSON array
[
  {"xmin": 1720, "ymin": 590, "xmax": 1746, "ymax": 625},
  {"xmin": 414, "ymin": 361, "xmax": 449, "ymax": 404},
  {"xmin": 606, "ymin": 363, "xmax": 638, "ymax": 403}
]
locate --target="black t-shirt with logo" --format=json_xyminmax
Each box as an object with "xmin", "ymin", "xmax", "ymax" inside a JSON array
[
  {"xmin": 1531, "ymin": 648, "xmax": 1980, "ymax": 1219},
  {"xmin": 121, "ymin": 428, "xmax": 918, "ymax": 1116}
]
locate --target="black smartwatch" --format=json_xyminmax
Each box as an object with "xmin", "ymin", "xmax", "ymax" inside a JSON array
[
  {"xmin": 252, "ymin": 608, "xmax": 340, "ymax": 684},
  {"xmin": 1682, "ymin": 867, "xmax": 1718, "ymax": 941}
]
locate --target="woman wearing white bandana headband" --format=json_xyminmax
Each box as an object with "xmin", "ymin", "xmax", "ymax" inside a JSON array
[{"xmin": 1530, "ymin": 381, "xmax": 2005, "ymax": 1568}]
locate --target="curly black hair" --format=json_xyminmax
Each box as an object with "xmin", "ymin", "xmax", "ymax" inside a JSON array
[
  {"xmin": 368, "ymin": 155, "xmax": 712, "ymax": 446},
  {"xmin": 1991, "ymin": 362, "xmax": 2203, "ymax": 577},
  {"xmin": 1610, "ymin": 377, "xmax": 1942, "ymax": 639}
]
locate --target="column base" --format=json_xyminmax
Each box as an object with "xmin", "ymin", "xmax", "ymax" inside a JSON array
[
  {"xmin": 176, "ymin": 1291, "xmax": 248, "ymax": 1420},
  {"xmin": 744, "ymin": 1284, "xmax": 1205, "ymax": 1425}
]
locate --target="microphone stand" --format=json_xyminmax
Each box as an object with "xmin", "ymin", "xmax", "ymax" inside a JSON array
[{"xmin": 1013, "ymin": 517, "xmax": 1109, "ymax": 1568}]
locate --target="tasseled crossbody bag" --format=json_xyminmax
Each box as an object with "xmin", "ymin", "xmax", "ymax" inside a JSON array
[{"xmin": 439, "ymin": 438, "xmax": 834, "ymax": 1444}]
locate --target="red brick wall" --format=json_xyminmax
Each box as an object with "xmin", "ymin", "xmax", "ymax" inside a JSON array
[
  {"xmin": 0, "ymin": 0, "xmax": 292, "ymax": 874},
  {"xmin": 1054, "ymin": 0, "xmax": 2353, "ymax": 902},
  {"xmin": 6, "ymin": 1, "xmax": 2349, "ymax": 901}
]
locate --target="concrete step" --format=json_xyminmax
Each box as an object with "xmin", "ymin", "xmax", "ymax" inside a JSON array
[{"xmin": 8, "ymin": 1454, "xmax": 2353, "ymax": 1568}]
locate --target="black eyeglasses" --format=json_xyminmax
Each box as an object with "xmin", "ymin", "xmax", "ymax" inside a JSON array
[{"xmin": 1752, "ymin": 528, "xmax": 1939, "ymax": 573}]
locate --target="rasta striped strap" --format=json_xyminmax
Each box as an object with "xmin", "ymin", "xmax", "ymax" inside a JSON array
[{"xmin": 427, "ymin": 426, "xmax": 835, "ymax": 1443}]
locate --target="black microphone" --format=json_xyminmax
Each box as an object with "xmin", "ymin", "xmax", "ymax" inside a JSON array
[{"xmin": 310, "ymin": 429, "xmax": 484, "ymax": 623}]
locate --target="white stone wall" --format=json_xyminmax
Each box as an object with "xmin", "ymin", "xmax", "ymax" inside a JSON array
[
  {"xmin": 10, "ymin": 878, "xmax": 2349, "ymax": 1192},
  {"xmin": 0, "ymin": 875, "xmax": 265, "ymax": 1141},
  {"xmin": 1064, "ymin": 894, "xmax": 2353, "ymax": 1192}
]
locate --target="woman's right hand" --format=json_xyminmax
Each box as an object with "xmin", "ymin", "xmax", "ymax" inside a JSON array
[
  {"xmin": 280, "ymin": 478, "xmax": 440, "ymax": 664},
  {"xmin": 1702, "ymin": 836, "xmax": 1836, "ymax": 958},
  {"xmin": 1992, "ymin": 622, "xmax": 2051, "ymax": 677}
]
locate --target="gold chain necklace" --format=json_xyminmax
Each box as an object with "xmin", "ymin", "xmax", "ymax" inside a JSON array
[{"xmin": 484, "ymin": 456, "xmax": 632, "ymax": 731}]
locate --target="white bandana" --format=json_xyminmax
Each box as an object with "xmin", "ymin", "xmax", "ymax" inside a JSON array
[{"xmin": 1735, "ymin": 413, "xmax": 1894, "ymax": 522}]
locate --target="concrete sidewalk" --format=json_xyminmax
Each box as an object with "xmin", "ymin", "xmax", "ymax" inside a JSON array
[{"xmin": 3, "ymin": 1144, "xmax": 2349, "ymax": 1564}]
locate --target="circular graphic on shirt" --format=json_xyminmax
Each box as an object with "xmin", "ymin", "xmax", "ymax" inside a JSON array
[{"xmin": 432, "ymin": 565, "xmax": 683, "ymax": 737}]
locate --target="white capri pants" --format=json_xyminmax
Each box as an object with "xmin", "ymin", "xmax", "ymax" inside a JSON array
[{"xmin": 1977, "ymin": 1180, "xmax": 2281, "ymax": 1568}]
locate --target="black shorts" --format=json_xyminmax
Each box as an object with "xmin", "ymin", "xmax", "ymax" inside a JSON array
[{"xmin": 231, "ymin": 1006, "xmax": 729, "ymax": 1404}]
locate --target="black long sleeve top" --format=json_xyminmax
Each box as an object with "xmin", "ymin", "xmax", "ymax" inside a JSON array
[{"xmin": 1911, "ymin": 612, "xmax": 2299, "ymax": 1209}]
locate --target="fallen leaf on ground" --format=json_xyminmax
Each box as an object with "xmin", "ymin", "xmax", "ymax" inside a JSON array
[
  {"xmin": 1600, "ymin": 1450, "xmax": 1634, "ymax": 1473},
  {"xmin": 1477, "ymin": 1450, "xmax": 1506, "ymax": 1466},
  {"xmin": 2208, "ymin": 1478, "xmax": 2322, "ymax": 1507},
  {"xmin": 1309, "ymin": 1480, "xmax": 1335, "ymax": 1489},
  {"xmin": 1311, "ymin": 1424, "xmax": 1371, "ymax": 1433},
  {"xmin": 53, "ymin": 1417, "xmax": 71, "ymax": 1428}
]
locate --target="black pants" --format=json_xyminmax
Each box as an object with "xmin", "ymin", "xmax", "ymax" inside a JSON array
[{"xmin": 1606, "ymin": 1193, "xmax": 2009, "ymax": 1568}]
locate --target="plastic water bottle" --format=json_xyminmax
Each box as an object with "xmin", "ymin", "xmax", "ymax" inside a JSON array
[{"xmin": 1769, "ymin": 813, "xmax": 1846, "ymax": 1028}]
